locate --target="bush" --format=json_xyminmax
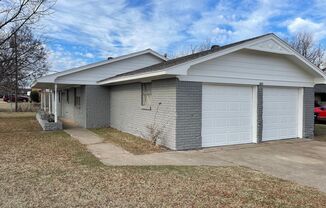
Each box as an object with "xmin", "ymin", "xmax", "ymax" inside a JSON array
[{"xmin": 30, "ymin": 90, "xmax": 40, "ymax": 102}]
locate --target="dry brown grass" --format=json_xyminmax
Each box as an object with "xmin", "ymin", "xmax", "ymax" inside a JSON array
[
  {"xmin": 91, "ymin": 127, "xmax": 167, "ymax": 155},
  {"xmin": 0, "ymin": 111, "xmax": 36, "ymax": 118},
  {"xmin": 314, "ymin": 124, "xmax": 326, "ymax": 141},
  {"xmin": 1, "ymin": 117, "xmax": 326, "ymax": 207},
  {"xmin": 0, "ymin": 116, "xmax": 40, "ymax": 133}
]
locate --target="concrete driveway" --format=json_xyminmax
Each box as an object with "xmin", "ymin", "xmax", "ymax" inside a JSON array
[
  {"xmin": 200, "ymin": 139, "xmax": 326, "ymax": 192},
  {"xmin": 65, "ymin": 128, "xmax": 326, "ymax": 192}
]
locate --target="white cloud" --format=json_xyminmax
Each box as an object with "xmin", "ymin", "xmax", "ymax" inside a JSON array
[
  {"xmin": 46, "ymin": 45, "xmax": 88, "ymax": 72},
  {"xmin": 37, "ymin": 0, "xmax": 326, "ymax": 72},
  {"xmin": 287, "ymin": 17, "xmax": 326, "ymax": 41},
  {"xmin": 188, "ymin": 0, "xmax": 291, "ymax": 45}
]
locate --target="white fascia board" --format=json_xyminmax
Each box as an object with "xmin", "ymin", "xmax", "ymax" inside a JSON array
[
  {"xmin": 52, "ymin": 49, "xmax": 167, "ymax": 78},
  {"xmin": 314, "ymin": 77, "xmax": 326, "ymax": 84},
  {"xmin": 56, "ymin": 49, "xmax": 167, "ymax": 78},
  {"xmin": 33, "ymin": 49, "xmax": 167, "ymax": 87},
  {"xmin": 147, "ymin": 49, "xmax": 168, "ymax": 61},
  {"xmin": 98, "ymin": 71, "xmax": 167, "ymax": 85},
  {"xmin": 177, "ymin": 75, "xmax": 315, "ymax": 88},
  {"xmin": 55, "ymin": 80, "xmax": 97, "ymax": 85}
]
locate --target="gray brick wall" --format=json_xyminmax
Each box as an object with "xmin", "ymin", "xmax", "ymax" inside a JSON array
[
  {"xmin": 175, "ymin": 81, "xmax": 202, "ymax": 150},
  {"xmin": 109, "ymin": 79, "xmax": 177, "ymax": 150},
  {"xmin": 85, "ymin": 85, "xmax": 110, "ymax": 128},
  {"xmin": 257, "ymin": 83, "xmax": 263, "ymax": 142},
  {"xmin": 60, "ymin": 85, "xmax": 109, "ymax": 128},
  {"xmin": 303, "ymin": 87, "xmax": 314, "ymax": 138}
]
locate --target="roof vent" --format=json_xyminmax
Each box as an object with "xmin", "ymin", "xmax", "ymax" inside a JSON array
[
  {"xmin": 107, "ymin": 57, "xmax": 114, "ymax": 60},
  {"xmin": 211, "ymin": 45, "xmax": 220, "ymax": 50}
]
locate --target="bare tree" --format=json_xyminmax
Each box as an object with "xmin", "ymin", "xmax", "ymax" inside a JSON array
[
  {"xmin": 0, "ymin": 26, "xmax": 49, "ymax": 111},
  {"xmin": 0, "ymin": 0, "xmax": 56, "ymax": 46},
  {"xmin": 288, "ymin": 32, "xmax": 325, "ymax": 68},
  {"xmin": 171, "ymin": 39, "xmax": 213, "ymax": 58}
]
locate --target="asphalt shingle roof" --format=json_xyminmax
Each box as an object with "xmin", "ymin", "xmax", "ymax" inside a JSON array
[{"xmin": 108, "ymin": 33, "xmax": 273, "ymax": 80}]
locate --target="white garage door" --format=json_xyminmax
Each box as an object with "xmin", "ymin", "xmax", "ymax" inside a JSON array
[
  {"xmin": 202, "ymin": 85, "xmax": 253, "ymax": 147},
  {"xmin": 263, "ymin": 87, "xmax": 300, "ymax": 141}
]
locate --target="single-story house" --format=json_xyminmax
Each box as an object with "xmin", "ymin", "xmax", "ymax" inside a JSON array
[{"xmin": 32, "ymin": 33, "xmax": 326, "ymax": 150}]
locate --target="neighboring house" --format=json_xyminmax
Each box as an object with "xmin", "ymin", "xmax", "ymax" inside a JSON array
[{"xmin": 32, "ymin": 33, "xmax": 326, "ymax": 150}]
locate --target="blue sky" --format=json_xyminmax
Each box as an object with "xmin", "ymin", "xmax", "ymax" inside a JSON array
[{"xmin": 40, "ymin": 0, "xmax": 326, "ymax": 72}]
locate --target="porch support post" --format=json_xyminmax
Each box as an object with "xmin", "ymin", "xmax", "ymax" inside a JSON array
[
  {"xmin": 54, "ymin": 84, "xmax": 58, "ymax": 122},
  {"xmin": 48, "ymin": 90, "xmax": 52, "ymax": 114},
  {"xmin": 40, "ymin": 91, "xmax": 43, "ymax": 111},
  {"xmin": 52, "ymin": 91, "xmax": 55, "ymax": 114},
  {"xmin": 42, "ymin": 91, "xmax": 45, "ymax": 111}
]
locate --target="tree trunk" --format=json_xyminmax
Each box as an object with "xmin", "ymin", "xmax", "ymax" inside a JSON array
[{"xmin": 14, "ymin": 32, "xmax": 18, "ymax": 112}]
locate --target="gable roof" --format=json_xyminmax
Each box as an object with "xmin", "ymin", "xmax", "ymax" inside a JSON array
[
  {"xmin": 100, "ymin": 33, "xmax": 273, "ymax": 80},
  {"xmin": 31, "ymin": 49, "xmax": 167, "ymax": 88},
  {"xmin": 98, "ymin": 33, "xmax": 326, "ymax": 85}
]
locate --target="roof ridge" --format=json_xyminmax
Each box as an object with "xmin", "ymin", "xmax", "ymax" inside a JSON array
[{"xmin": 101, "ymin": 33, "xmax": 275, "ymax": 81}]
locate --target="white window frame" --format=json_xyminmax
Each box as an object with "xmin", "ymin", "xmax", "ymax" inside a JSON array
[{"xmin": 141, "ymin": 82, "xmax": 152, "ymax": 109}]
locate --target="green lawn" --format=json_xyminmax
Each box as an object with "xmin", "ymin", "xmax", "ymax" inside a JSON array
[{"xmin": 1, "ymin": 115, "xmax": 326, "ymax": 207}]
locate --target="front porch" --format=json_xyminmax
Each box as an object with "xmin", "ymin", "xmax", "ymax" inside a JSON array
[
  {"xmin": 33, "ymin": 82, "xmax": 110, "ymax": 130},
  {"xmin": 34, "ymin": 83, "xmax": 78, "ymax": 131}
]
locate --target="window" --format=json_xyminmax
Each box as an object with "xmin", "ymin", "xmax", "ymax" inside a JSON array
[
  {"xmin": 74, "ymin": 88, "xmax": 81, "ymax": 109},
  {"xmin": 66, "ymin": 89, "xmax": 69, "ymax": 103},
  {"xmin": 58, "ymin": 91, "xmax": 61, "ymax": 103},
  {"xmin": 141, "ymin": 83, "xmax": 152, "ymax": 108}
]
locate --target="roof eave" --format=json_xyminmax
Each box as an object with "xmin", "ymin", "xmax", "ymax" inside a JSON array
[{"xmin": 98, "ymin": 71, "xmax": 172, "ymax": 85}]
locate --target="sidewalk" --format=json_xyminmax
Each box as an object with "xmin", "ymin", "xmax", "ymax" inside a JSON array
[{"xmin": 64, "ymin": 128, "xmax": 232, "ymax": 166}]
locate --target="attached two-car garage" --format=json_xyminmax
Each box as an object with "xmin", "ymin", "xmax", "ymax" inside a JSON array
[{"xmin": 201, "ymin": 84, "xmax": 302, "ymax": 147}]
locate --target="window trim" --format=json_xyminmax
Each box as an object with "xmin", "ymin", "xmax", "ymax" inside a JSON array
[{"xmin": 141, "ymin": 82, "xmax": 152, "ymax": 110}]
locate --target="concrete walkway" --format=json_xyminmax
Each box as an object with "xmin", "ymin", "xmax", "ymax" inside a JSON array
[
  {"xmin": 64, "ymin": 128, "xmax": 326, "ymax": 192},
  {"xmin": 64, "ymin": 128, "xmax": 232, "ymax": 166}
]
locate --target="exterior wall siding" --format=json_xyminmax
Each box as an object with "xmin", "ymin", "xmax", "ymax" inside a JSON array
[
  {"xmin": 85, "ymin": 85, "xmax": 110, "ymax": 128},
  {"xmin": 187, "ymin": 50, "xmax": 314, "ymax": 86},
  {"xmin": 56, "ymin": 54, "xmax": 164, "ymax": 85},
  {"xmin": 175, "ymin": 81, "xmax": 202, "ymax": 150},
  {"xmin": 109, "ymin": 79, "xmax": 177, "ymax": 149},
  {"xmin": 303, "ymin": 87, "xmax": 314, "ymax": 138},
  {"xmin": 59, "ymin": 86, "xmax": 86, "ymax": 127},
  {"xmin": 59, "ymin": 85, "xmax": 110, "ymax": 128}
]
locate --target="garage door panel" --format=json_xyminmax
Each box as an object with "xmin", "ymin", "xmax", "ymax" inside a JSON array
[
  {"xmin": 263, "ymin": 87, "xmax": 299, "ymax": 141},
  {"xmin": 202, "ymin": 85, "xmax": 253, "ymax": 147}
]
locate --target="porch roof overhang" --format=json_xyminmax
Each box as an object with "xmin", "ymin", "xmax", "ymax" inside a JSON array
[{"xmin": 31, "ymin": 81, "xmax": 81, "ymax": 90}]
